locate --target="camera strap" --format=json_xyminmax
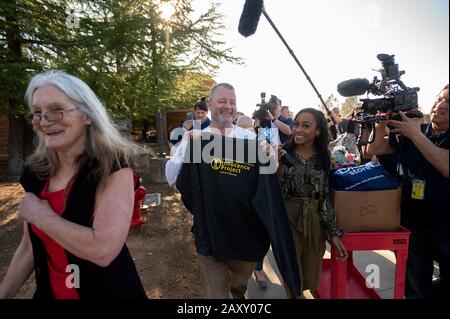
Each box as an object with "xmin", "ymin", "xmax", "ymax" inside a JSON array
[{"xmin": 425, "ymin": 123, "xmax": 449, "ymax": 148}]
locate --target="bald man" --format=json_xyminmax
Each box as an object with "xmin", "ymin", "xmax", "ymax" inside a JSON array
[{"xmin": 236, "ymin": 115, "xmax": 255, "ymax": 132}]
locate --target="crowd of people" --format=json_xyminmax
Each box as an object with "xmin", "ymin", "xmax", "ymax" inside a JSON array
[{"xmin": 0, "ymin": 70, "xmax": 448, "ymax": 300}]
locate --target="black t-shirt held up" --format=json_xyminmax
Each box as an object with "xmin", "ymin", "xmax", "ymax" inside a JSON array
[{"xmin": 176, "ymin": 133, "xmax": 301, "ymax": 296}]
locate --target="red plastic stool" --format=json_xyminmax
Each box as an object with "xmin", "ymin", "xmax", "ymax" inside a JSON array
[{"xmin": 316, "ymin": 226, "xmax": 411, "ymax": 299}]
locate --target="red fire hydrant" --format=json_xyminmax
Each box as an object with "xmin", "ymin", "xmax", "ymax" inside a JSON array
[{"xmin": 131, "ymin": 175, "xmax": 147, "ymax": 227}]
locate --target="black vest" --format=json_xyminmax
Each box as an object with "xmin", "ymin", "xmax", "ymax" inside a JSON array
[{"xmin": 20, "ymin": 160, "xmax": 147, "ymax": 299}]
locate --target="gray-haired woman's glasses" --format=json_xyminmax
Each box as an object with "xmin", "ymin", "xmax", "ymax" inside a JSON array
[{"xmin": 31, "ymin": 108, "xmax": 79, "ymax": 123}]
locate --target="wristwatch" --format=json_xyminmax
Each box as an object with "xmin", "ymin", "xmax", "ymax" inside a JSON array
[{"xmin": 272, "ymin": 118, "xmax": 276, "ymax": 123}]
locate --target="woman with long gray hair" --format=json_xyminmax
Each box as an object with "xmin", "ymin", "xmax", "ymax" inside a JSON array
[{"xmin": 0, "ymin": 70, "xmax": 147, "ymax": 299}]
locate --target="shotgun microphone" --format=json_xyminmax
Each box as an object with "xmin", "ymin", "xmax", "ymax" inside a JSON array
[
  {"xmin": 337, "ymin": 78, "xmax": 372, "ymax": 97},
  {"xmin": 238, "ymin": 0, "xmax": 264, "ymax": 37}
]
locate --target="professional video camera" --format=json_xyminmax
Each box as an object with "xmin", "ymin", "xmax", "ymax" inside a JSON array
[
  {"xmin": 253, "ymin": 93, "xmax": 279, "ymax": 120},
  {"xmin": 337, "ymin": 54, "xmax": 423, "ymax": 144}
]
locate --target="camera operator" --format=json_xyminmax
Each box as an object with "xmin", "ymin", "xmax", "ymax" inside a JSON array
[
  {"xmin": 329, "ymin": 106, "xmax": 362, "ymax": 139},
  {"xmin": 366, "ymin": 84, "xmax": 449, "ymax": 299},
  {"xmin": 253, "ymin": 95, "xmax": 292, "ymax": 145}
]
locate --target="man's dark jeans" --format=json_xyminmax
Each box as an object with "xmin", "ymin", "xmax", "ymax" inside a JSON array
[{"xmin": 404, "ymin": 222, "xmax": 449, "ymax": 299}]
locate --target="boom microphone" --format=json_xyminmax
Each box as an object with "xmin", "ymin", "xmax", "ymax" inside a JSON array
[
  {"xmin": 337, "ymin": 78, "xmax": 371, "ymax": 97},
  {"xmin": 237, "ymin": 0, "xmax": 337, "ymax": 124},
  {"xmin": 238, "ymin": 0, "xmax": 264, "ymax": 37}
]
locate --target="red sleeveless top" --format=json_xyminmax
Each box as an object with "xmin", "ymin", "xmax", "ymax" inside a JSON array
[{"xmin": 31, "ymin": 181, "xmax": 79, "ymax": 299}]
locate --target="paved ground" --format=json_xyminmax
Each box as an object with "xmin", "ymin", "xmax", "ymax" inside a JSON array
[{"xmin": 246, "ymin": 245, "xmax": 439, "ymax": 299}]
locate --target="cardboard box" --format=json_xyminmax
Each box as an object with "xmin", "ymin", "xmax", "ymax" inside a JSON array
[{"xmin": 331, "ymin": 188, "xmax": 401, "ymax": 232}]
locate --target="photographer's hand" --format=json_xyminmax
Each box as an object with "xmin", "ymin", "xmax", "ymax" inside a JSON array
[
  {"xmin": 183, "ymin": 120, "xmax": 193, "ymax": 131},
  {"xmin": 266, "ymin": 110, "xmax": 275, "ymax": 121},
  {"xmin": 387, "ymin": 111, "xmax": 421, "ymax": 139}
]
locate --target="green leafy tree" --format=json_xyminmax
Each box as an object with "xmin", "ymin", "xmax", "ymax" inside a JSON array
[
  {"xmin": 0, "ymin": 0, "xmax": 71, "ymax": 177},
  {"xmin": 0, "ymin": 0, "xmax": 240, "ymax": 177},
  {"xmin": 55, "ymin": 0, "xmax": 239, "ymax": 137},
  {"xmin": 167, "ymin": 72, "xmax": 215, "ymax": 110},
  {"xmin": 319, "ymin": 93, "xmax": 340, "ymax": 113},
  {"xmin": 57, "ymin": 0, "xmax": 240, "ymax": 118},
  {"xmin": 341, "ymin": 96, "xmax": 362, "ymax": 117}
]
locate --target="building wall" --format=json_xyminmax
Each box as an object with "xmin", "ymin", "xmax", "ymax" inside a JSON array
[{"xmin": 166, "ymin": 110, "xmax": 191, "ymax": 141}]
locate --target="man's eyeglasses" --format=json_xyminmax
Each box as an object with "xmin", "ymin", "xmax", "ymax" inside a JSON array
[{"xmin": 30, "ymin": 108, "xmax": 79, "ymax": 123}]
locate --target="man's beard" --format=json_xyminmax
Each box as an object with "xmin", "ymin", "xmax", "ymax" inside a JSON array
[{"xmin": 213, "ymin": 113, "xmax": 235, "ymax": 127}]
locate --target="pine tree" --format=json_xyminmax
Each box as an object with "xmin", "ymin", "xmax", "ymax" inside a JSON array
[
  {"xmin": 0, "ymin": 0, "xmax": 71, "ymax": 177},
  {"xmin": 0, "ymin": 0, "xmax": 240, "ymax": 177}
]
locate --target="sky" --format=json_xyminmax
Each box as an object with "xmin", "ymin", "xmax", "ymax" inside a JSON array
[{"xmin": 191, "ymin": 0, "xmax": 449, "ymax": 117}]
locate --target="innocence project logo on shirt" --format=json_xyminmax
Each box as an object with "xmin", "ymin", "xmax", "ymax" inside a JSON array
[
  {"xmin": 181, "ymin": 130, "xmax": 279, "ymax": 175},
  {"xmin": 210, "ymin": 158, "xmax": 255, "ymax": 177}
]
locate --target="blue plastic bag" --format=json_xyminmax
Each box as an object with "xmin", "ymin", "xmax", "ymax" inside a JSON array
[{"xmin": 330, "ymin": 161, "xmax": 399, "ymax": 191}]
